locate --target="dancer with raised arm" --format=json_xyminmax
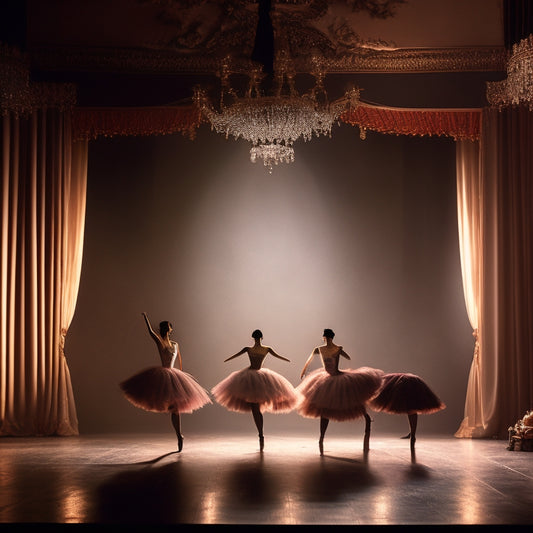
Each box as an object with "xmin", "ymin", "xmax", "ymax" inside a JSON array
[
  {"xmin": 120, "ymin": 313, "xmax": 212, "ymax": 452},
  {"xmin": 211, "ymin": 329, "xmax": 299, "ymax": 451},
  {"xmin": 369, "ymin": 372, "xmax": 446, "ymax": 451},
  {"xmin": 297, "ymin": 329, "xmax": 383, "ymax": 455}
]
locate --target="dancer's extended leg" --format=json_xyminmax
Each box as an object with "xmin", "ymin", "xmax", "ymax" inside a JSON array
[
  {"xmin": 171, "ymin": 412, "xmax": 183, "ymax": 452},
  {"xmin": 363, "ymin": 411, "xmax": 372, "ymax": 452},
  {"xmin": 408, "ymin": 413, "xmax": 418, "ymax": 450},
  {"xmin": 251, "ymin": 403, "xmax": 264, "ymax": 451},
  {"xmin": 319, "ymin": 417, "xmax": 329, "ymax": 455}
]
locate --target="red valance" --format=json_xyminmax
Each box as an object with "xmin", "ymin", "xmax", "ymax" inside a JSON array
[
  {"xmin": 341, "ymin": 105, "xmax": 481, "ymax": 141},
  {"xmin": 72, "ymin": 105, "xmax": 205, "ymax": 141},
  {"xmin": 72, "ymin": 103, "xmax": 482, "ymax": 142}
]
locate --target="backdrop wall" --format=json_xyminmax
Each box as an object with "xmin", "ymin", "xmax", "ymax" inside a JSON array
[{"xmin": 65, "ymin": 122, "xmax": 473, "ymax": 437}]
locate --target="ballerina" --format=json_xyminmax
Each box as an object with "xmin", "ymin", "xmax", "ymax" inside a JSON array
[
  {"xmin": 120, "ymin": 312, "xmax": 212, "ymax": 452},
  {"xmin": 211, "ymin": 329, "xmax": 299, "ymax": 451},
  {"xmin": 297, "ymin": 328, "xmax": 383, "ymax": 455},
  {"xmin": 369, "ymin": 372, "xmax": 446, "ymax": 451}
]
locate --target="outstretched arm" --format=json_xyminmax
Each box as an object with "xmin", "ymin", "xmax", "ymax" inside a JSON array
[
  {"xmin": 142, "ymin": 312, "xmax": 160, "ymax": 344},
  {"xmin": 300, "ymin": 348, "xmax": 319, "ymax": 379},
  {"xmin": 268, "ymin": 347, "xmax": 290, "ymax": 363},
  {"xmin": 339, "ymin": 346, "xmax": 351, "ymax": 360},
  {"xmin": 224, "ymin": 347, "xmax": 248, "ymax": 362}
]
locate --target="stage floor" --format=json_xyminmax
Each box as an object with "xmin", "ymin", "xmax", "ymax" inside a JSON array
[{"xmin": 0, "ymin": 431, "xmax": 532, "ymax": 527}]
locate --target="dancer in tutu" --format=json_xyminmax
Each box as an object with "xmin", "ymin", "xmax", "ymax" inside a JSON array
[
  {"xmin": 120, "ymin": 313, "xmax": 212, "ymax": 452},
  {"xmin": 211, "ymin": 329, "xmax": 299, "ymax": 451},
  {"xmin": 369, "ymin": 372, "xmax": 446, "ymax": 450},
  {"xmin": 297, "ymin": 329, "xmax": 383, "ymax": 455}
]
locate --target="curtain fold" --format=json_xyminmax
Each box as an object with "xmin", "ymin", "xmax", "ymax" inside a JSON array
[
  {"xmin": 504, "ymin": 0, "xmax": 533, "ymax": 48},
  {"xmin": 455, "ymin": 107, "xmax": 533, "ymax": 439},
  {"xmin": 0, "ymin": 107, "xmax": 87, "ymax": 436}
]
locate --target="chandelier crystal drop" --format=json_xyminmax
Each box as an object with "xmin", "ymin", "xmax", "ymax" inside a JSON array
[
  {"xmin": 194, "ymin": 54, "xmax": 361, "ymax": 172},
  {"xmin": 250, "ymin": 143, "xmax": 294, "ymax": 168},
  {"xmin": 486, "ymin": 34, "xmax": 533, "ymax": 110}
]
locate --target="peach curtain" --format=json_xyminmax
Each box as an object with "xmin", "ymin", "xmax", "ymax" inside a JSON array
[
  {"xmin": 455, "ymin": 107, "xmax": 533, "ymax": 438},
  {"xmin": 0, "ymin": 107, "xmax": 87, "ymax": 436},
  {"xmin": 454, "ymin": 139, "xmax": 484, "ymax": 437}
]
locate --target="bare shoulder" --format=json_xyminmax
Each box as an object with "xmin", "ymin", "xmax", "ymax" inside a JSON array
[{"xmin": 250, "ymin": 346, "xmax": 268, "ymax": 355}]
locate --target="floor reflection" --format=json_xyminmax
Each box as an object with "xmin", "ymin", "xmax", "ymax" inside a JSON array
[
  {"xmin": 297, "ymin": 454, "xmax": 377, "ymax": 502},
  {"xmin": 1, "ymin": 433, "xmax": 531, "ymax": 525},
  {"xmin": 222, "ymin": 455, "xmax": 281, "ymax": 508},
  {"xmin": 94, "ymin": 460, "xmax": 196, "ymax": 523}
]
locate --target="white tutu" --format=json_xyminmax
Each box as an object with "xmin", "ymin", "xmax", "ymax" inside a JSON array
[
  {"xmin": 212, "ymin": 367, "xmax": 300, "ymax": 413},
  {"xmin": 297, "ymin": 366, "xmax": 384, "ymax": 421},
  {"xmin": 120, "ymin": 366, "xmax": 212, "ymax": 414}
]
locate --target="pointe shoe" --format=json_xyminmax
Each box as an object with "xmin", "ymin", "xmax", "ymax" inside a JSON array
[
  {"xmin": 401, "ymin": 432, "xmax": 411, "ymax": 439},
  {"xmin": 319, "ymin": 438, "xmax": 324, "ymax": 455},
  {"xmin": 259, "ymin": 435, "xmax": 264, "ymax": 451},
  {"xmin": 177, "ymin": 434, "xmax": 184, "ymax": 452}
]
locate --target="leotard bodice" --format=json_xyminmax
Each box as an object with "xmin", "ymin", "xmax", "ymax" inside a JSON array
[
  {"xmin": 320, "ymin": 350, "xmax": 342, "ymax": 376},
  {"xmin": 159, "ymin": 342, "xmax": 178, "ymax": 368},
  {"xmin": 248, "ymin": 351, "xmax": 267, "ymax": 370}
]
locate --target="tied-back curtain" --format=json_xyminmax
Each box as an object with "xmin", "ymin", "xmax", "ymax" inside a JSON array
[
  {"xmin": 454, "ymin": 139, "xmax": 484, "ymax": 437},
  {"xmin": 1, "ymin": 107, "xmax": 88, "ymax": 436},
  {"xmin": 455, "ymin": 107, "xmax": 533, "ymax": 438}
]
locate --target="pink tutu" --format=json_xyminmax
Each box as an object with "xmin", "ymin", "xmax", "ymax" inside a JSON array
[
  {"xmin": 212, "ymin": 367, "xmax": 300, "ymax": 413},
  {"xmin": 369, "ymin": 372, "xmax": 446, "ymax": 415},
  {"xmin": 297, "ymin": 366, "xmax": 384, "ymax": 421},
  {"xmin": 120, "ymin": 366, "xmax": 212, "ymax": 414}
]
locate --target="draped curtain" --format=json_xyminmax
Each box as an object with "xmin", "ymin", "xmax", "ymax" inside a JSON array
[
  {"xmin": 504, "ymin": 0, "xmax": 533, "ymax": 47},
  {"xmin": 455, "ymin": 107, "xmax": 533, "ymax": 438},
  {"xmin": 1, "ymin": 45, "xmax": 88, "ymax": 435},
  {"xmin": 454, "ymin": 139, "xmax": 484, "ymax": 437},
  {"xmin": 1, "ymin": 109, "xmax": 88, "ymax": 436}
]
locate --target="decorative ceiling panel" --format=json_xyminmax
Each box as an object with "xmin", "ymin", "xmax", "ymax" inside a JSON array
[{"xmin": 26, "ymin": 0, "xmax": 505, "ymax": 75}]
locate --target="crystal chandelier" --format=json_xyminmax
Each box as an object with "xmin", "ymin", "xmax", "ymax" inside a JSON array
[
  {"xmin": 194, "ymin": 53, "xmax": 361, "ymax": 172},
  {"xmin": 486, "ymin": 34, "xmax": 533, "ymax": 110}
]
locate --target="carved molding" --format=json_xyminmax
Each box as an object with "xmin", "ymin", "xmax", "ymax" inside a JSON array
[
  {"xmin": 30, "ymin": 44, "xmax": 506, "ymax": 75},
  {"xmin": 1, "ymin": 44, "xmax": 77, "ymax": 114}
]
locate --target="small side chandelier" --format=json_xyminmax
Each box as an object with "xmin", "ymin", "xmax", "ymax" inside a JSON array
[
  {"xmin": 194, "ymin": 53, "xmax": 361, "ymax": 171},
  {"xmin": 486, "ymin": 34, "xmax": 533, "ymax": 110}
]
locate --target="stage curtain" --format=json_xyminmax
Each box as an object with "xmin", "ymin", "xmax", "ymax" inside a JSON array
[
  {"xmin": 455, "ymin": 107, "xmax": 533, "ymax": 438},
  {"xmin": 1, "ymin": 102, "xmax": 87, "ymax": 436},
  {"xmin": 454, "ymin": 139, "xmax": 485, "ymax": 437},
  {"xmin": 504, "ymin": 0, "xmax": 533, "ymax": 48}
]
